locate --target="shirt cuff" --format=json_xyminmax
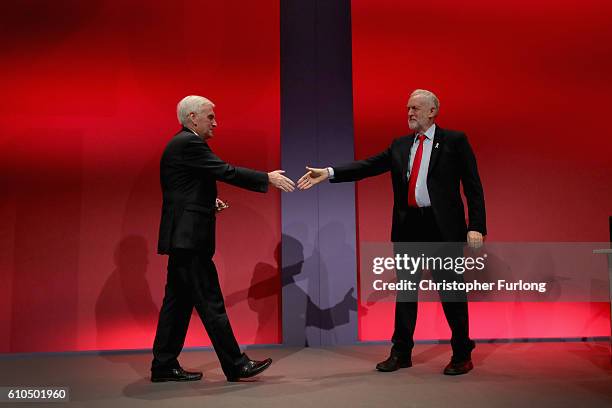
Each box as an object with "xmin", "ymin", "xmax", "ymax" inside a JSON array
[{"xmin": 327, "ymin": 167, "xmax": 335, "ymax": 180}]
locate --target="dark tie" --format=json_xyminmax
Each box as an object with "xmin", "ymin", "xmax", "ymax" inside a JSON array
[{"xmin": 408, "ymin": 134, "xmax": 426, "ymax": 207}]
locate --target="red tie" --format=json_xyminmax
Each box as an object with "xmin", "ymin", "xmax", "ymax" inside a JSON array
[{"xmin": 408, "ymin": 135, "xmax": 426, "ymax": 207}]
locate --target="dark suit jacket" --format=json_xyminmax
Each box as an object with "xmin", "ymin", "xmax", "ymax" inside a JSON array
[
  {"xmin": 157, "ymin": 128, "xmax": 269, "ymax": 255},
  {"xmin": 331, "ymin": 126, "xmax": 486, "ymax": 242}
]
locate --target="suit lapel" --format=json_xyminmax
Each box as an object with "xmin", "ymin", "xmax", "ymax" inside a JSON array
[
  {"xmin": 427, "ymin": 126, "xmax": 443, "ymax": 175},
  {"xmin": 400, "ymin": 134, "xmax": 416, "ymax": 184}
]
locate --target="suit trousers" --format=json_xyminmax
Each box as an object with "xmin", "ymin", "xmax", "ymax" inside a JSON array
[
  {"xmin": 151, "ymin": 248, "xmax": 247, "ymax": 377},
  {"xmin": 391, "ymin": 207, "xmax": 474, "ymax": 359}
]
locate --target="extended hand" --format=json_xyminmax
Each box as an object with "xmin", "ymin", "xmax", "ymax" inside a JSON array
[
  {"xmin": 268, "ymin": 170, "xmax": 295, "ymax": 192},
  {"xmin": 467, "ymin": 230, "xmax": 484, "ymax": 248},
  {"xmin": 297, "ymin": 166, "xmax": 329, "ymax": 190},
  {"xmin": 215, "ymin": 198, "xmax": 229, "ymax": 213}
]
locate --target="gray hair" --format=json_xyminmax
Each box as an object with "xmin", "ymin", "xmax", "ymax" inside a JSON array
[
  {"xmin": 410, "ymin": 89, "xmax": 440, "ymax": 113},
  {"xmin": 176, "ymin": 95, "xmax": 214, "ymax": 126}
]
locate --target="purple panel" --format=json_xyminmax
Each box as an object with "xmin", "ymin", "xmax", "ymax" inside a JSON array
[{"xmin": 281, "ymin": 0, "xmax": 357, "ymax": 346}]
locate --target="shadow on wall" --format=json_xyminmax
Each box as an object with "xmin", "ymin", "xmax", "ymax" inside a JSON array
[
  {"xmin": 94, "ymin": 231, "xmax": 357, "ymax": 354},
  {"xmin": 95, "ymin": 235, "xmax": 158, "ymax": 351},
  {"xmin": 224, "ymin": 250, "xmax": 281, "ymax": 344},
  {"xmin": 282, "ymin": 233, "xmax": 358, "ymax": 346},
  {"xmin": 225, "ymin": 234, "xmax": 359, "ymax": 346}
]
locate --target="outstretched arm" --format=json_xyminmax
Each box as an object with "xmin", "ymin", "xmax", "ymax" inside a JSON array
[
  {"xmin": 297, "ymin": 147, "xmax": 392, "ymax": 190},
  {"xmin": 183, "ymin": 135, "xmax": 294, "ymax": 192}
]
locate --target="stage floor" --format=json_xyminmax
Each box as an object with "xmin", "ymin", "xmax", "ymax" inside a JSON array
[{"xmin": 1, "ymin": 341, "xmax": 611, "ymax": 407}]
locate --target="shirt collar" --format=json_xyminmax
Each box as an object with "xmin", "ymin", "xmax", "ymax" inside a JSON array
[
  {"xmin": 416, "ymin": 123, "xmax": 436, "ymax": 141},
  {"xmin": 184, "ymin": 126, "xmax": 200, "ymax": 137}
]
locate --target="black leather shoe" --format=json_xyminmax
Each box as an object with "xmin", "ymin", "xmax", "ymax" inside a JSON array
[
  {"xmin": 443, "ymin": 358, "xmax": 473, "ymax": 375},
  {"xmin": 151, "ymin": 367, "xmax": 203, "ymax": 382},
  {"xmin": 227, "ymin": 357, "xmax": 272, "ymax": 382},
  {"xmin": 376, "ymin": 354, "xmax": 412, "ymax": 372}
]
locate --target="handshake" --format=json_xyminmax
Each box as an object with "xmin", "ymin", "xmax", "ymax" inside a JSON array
[
  {"xmin": 267, "ymin": 167, "xmax": 329, "ymax": 192},
  {"xmin": 218, "ymin": 167, "xmax": 328, "ymax": 214}
]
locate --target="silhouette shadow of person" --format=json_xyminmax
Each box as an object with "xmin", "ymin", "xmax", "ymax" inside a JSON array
[{"xmin": 225, "ymin": 234, "xmax": 360, "ymax": 347}]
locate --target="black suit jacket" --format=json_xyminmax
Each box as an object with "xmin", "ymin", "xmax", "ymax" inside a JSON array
[
  {"xmin": 331, "ymin": 126, "xmax": 486, "ymax": 242},
  {"xmin": 157, "ymin": 128, "xmax": 269, "ymax": 255}
]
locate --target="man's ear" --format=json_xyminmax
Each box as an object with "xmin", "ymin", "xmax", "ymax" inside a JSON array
[{"xmin": 428, "ymin": 107, "xmax": 437, "ymax": 119}]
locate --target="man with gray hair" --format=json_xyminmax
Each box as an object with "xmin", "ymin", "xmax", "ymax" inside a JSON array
[
  {"xmin": 297, "ymin": 89, "xmax": 486, "ymax": 375},
  {"xmin": 151, "ymin": 95, "xmax": 294, "ymax": 383}
]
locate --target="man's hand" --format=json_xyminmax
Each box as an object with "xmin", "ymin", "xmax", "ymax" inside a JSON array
[
  {"xmin": 297, "ymin": 166, "xmax": 329, "ymax": 190},
  {"xmin": 215, "ymin": 198, "xmax": 229, "ymax": 213},
  {"xmin": 268, "ymin": 170, "xmax": 295, "ymax": 192},
  {"xmin": 467, "ymin": 230, "xmax": 484, "ymax": 248}
]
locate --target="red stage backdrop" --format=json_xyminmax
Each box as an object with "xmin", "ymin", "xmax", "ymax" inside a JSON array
[
  {"xmin": 351, "ymin": 0, "xmax": 612, "ymax": 341},
  {"xmin": 0, "ymin": 0, "xmax": 281, "ymax": 352}
]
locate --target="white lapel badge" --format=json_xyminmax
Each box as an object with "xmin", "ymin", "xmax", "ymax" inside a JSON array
[{"xmin": 435, "ymin": 142, "xmax": 439, "ymax": 149}]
